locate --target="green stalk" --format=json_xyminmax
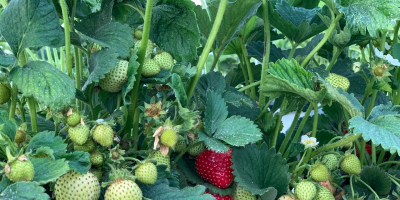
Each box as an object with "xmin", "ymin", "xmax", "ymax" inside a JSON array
[
  {"xmin": 293, "ymin": 150, "xmax": 308, "ymax": 172},
  {"xmin": 379, "ymin": 30, "xmax": 387, "ymax": 53},
  {"xmin": 283, "ymin": 105, "xmax": 313, "ymax": 158},
  {"xmin": 371, "ymin": 143, "xmax": 376, "ymax": 165},
  {"xmin": 301, "ymin": 13, "xmax": 343, "ymax": 68},
  {"xmin": 125, "ymin": 0, "xmax": 154, "ymax": 137},
  {"xmin": 376, "ymin": 148, "xmax": 386, "ymax": 164},
  {"xmin": 311, "ymin": 103, "xmax": 318, "ymax": 137},
  {"xmin": 295, "ymin": 148, "xmax": 311, "ymax": 177},
  {"xmin": 326, "ymin": 46, "xmax": 343, "ymax": 71},
  {"xmin": 59, "ymin": 0, "xmax": 73, "ymax": 77},
  {"xmin": 238, "ymin": 55, "xmax": 250, "ymax": 88},
  {"xmin": 354, "ymin": 176, "xmax": 380, "ymax": 199},
  {"xmin": 24, "ymin": 48, "xmax": 39, "ymax": 60},
  {"xmin": 259, "ymin": 0, "xmax": 271, "ymax": 108},
  {"xmin": 279, "ymin": 104, "xmax": 304, "ymax": 154},
  {"xmin": 311, "ymin": 133, "xmax": 362, "ymax": 157},
  {"xmin": 385, "ymin": 153, "xmax": 396, "ymax": 169},
  {"xmin": 287, "ymin": 42, "xmax": 297, "ymax": 60},
  {"xmin": 53, "ymin": 48, "xmax": 60, "ymax": 67},
  {"xmin": 78, "ymin": 49, "xmax": 83, "ymax": 78},
  {"xmin": 393, "ymin": 20, "xmax": 400, "ymax": 45},
  {"xmin": 60, "ymin": 47, "xmax": 66, "ymax": 73},
  {"xmin": 240, "ymin": 38, "xmax": 256, "ymax": 99},
  {"xmin": 74, "ymin": 47, "xmax": 81, "ymax": 109},
  {"xmin": 350, "ymin": 175, "xmax": 355, "ymax": 198},
  {"xmin": 132, "ymin": 107, "xmax": 140, "ymax": 152},
  {"xmin": 9, "ymin": 84, "xmax": 18, "ymax": 120},
  {"xmin": 27, "ymin": 97, "xmax": 38, "ymax": 132},
  {"xmin": 18, "ymin": 102, "xmax": 25, "ymax": 123},
  {"xmin": 359, "ymin": 139, "xmax": 366, "ymax": 165},
  {"xmin": 366, "ymin": 90, "xmax": 378, "ymax": 117},
  {"xmin": 46, "ymin": 47, "xmax": 54, "ymax": 65},
  {"xmin": 186, "ymin": 0, "xmax": 228, "ymax": 102},
  {"xmin": 238, "ymin": 81, "xmax": 260, "ymax": 92},
  {"xmin": 271, "ymin": 113, "xmax": 282, "ymax": 147},
  {"xmin": 209, "ymin": 50, "xmax": 222, "ymax": 72}
]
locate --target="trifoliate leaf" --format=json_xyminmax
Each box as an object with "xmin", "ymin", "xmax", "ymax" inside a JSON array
[
  {"xmin": 31, "ymin": 157, "xmax": 69, "ymax": 185},
  {"xmin": 0, "ymin": 0, "xmax": 64, "ymax": 57},
  {"xmin": 83, "ymin": 49, "xmax": 119, "ymax": 90},
  {"xmin": 199, "ymin": 131, "xmax": 230, "ymax": 153},
  {"xmin": 0, "ymin": 182, "xmax": 50, "ymax": 200},
  {"xmin": 231, "ymin": 144, "xmax": 290, "ymax": 196},
  {"xmin": 349, "ymin": 103, "xmax": 400, "ymax": 155},
  {"xmin": 338, "ymin": 0, "xmax": 400, "ymax": 37},
  {"xmin": 9, "ymin": 61, "xmax": 75, "ymax": 111},
  {"xmin": 196, "ymin": 72, "xmax": 226, "ymax": 103},
  {"xmin": 358, "ymin": 166, "xmax": 391, "ymax": 195}
]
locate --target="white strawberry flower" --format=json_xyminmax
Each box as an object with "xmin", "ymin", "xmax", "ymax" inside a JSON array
[
  {"xmin": 352, "ymin": 62, "xmax": 361, "ymax": 73},
  {"xmin": 374, "ymin": 48, "xmax": 400, "ymax": 66},
  {"xmin": 301, "ymin": 135, "xmax": 319, "ymax": 148}
]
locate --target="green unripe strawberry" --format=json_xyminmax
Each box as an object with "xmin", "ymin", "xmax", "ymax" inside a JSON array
[
  {"xmin": 340, "ymin": 154, "xmax": 361, "ymax": 175},
  {"xmin": 68, "ymin": 124, "xmax": 90, "ymax": 145},
  {"xmin": 135, "ymin": 162, "xmax": 158, "ymax": 184},
  {"xmin": 310, "ymin": 163, "xmax": 329, "ymax": 182},
  {"xmin": 322, "ymin": 154, "xmax": 338, "ymax": 171},
  {"xmin": 14, "ymin": 130, "xmax": 26, "ymax": 145},
  {"xmin": 134, "ymin": 39, "xmax": 154, "ymax": 58},
  {"xmin": 92, "ymin": 124, "xmax": 114, "ymax": 147},
  {"xmin": 5, "ymin": 156, "xmax": 34, "ymax": 182},
  {"xmin": 315, "ymin": 186, "xmax": 334, "ymax": 200},
  {"xmin": 74, "ymin": 138, "xmax": 95, "ymax": 152},
  {"xmin": 134, "ymin": 28, "xmax": 143, "ymax": 40},
  {"xmin": 90, "ymin": 151, "xmax": 104, "ymax": 166},
  {"xmin": 233, "ymin": 186, "xmax": 256, "ymax": 200},
  {"xmin": 160, "ymin": 129, "xmax": 178, "ymax": 147},
  {"xmin": 151, "ymin": 150, "xmax": 170, "ymax": 171},
  {"xmin": 325, "ymin": 73, "xmax": 350, "ymax": 91},
  {"xmin": 104, "ymin": 179, "xmax": 142, "ymax": 200},
  {"xmin": 0, "ymin": 83, "xmax": 11, "ymax": 105},
  {"xmin": 174, "ymin": 139, "xmax": 187, "ymax": 153},
  {"xmin": 295, "ymin": 181, "xmax": 317, "ymax": 200},
  {"xmin": 55, "ymin": 171, "xmax": 100, "ymax": 200},
  {"xmin": 188, "ymin": 138, "xmax": 205, "ymax": 156},
  {"xmin": 142, "ymin": 59, "xmax": 161, "ymax": 77},
  {"xmin": 91, "ymin": 168, "xmax": 102, "ymax": 181},
  {"xmin": 154, "ymin": 52, "xmax": 174, "ymax": 70},
  {"xmin": 66, "ymin": 111, "xmax": 80, "ymax": 127},
  {"xmin": 99, "ymin": 60, "xmax": 129, "ymax": 93}
]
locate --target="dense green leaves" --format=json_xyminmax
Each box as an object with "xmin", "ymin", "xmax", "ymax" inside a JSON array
[
  {"xmin": 0, "ymin": 182, "xmax": 50, "ymax": 200},
  {"xmin": 231, "ymin": 144, "xmax": 290, "ymax": 196},
  {"xmin": 9, "ymin": 61, "xmax": 75, "ymax": 111},
  {"xmin": 349, "ymin": 103, "xmax": 400, "ymax": 155},
  {"xmin": 338, "ymin": 0, "xmax": 400, "ymax": 37},
  {"xmin": 27, "ymin": 131, "xmax": 66, "ymax": 155},
  {"xmin": 151, "ymin": 5, "xmax": 200, "ymax": 62},
  {"xmin": 204, "ymin": 90, "xmax": 228, "ymax": 136},
  {"xmin": 0, "ymin": 0, "xmax": 64, "ymax": 57}
]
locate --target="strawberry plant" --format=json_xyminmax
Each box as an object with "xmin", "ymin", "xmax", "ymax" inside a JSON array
[{"xmin": 2, "ymin": 0, "xmax": 400, "ymax": 199}]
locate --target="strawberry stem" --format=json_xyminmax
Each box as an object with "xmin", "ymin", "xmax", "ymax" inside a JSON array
[
  {"xmin": 125, "ymin": 0, "xmax": 154, "ymax": 143},
  {"xmin": 172, "ymin": 141, "xmax": 202, "ymax": 168},
  {"xmin": 278, "ymin": 103, "xmax": 305, "ymax": 154},
  {"xmin": 354, "ymin": 176, "xmax": 379, "ymax": 199},
  {"xmin": 59, "ymin": 0, "xmax": 73, "ymax": 78},
  {"xmin": 258, "ymin": 0, "xmax": 271, "ymax": 108},
  {"xmin": 240, "ymin": 37, "xmax": 256, "ymax": 100},
  {"xmin": 186, "ymin": 0, "xmax": 229, "ymax": 103}
]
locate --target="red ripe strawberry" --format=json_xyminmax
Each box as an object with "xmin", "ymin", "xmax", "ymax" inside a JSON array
[
  {"xmin": 195, "ymin": 149, "xmax": 233, "ymax": 188},
  {"xmin": 356, "ymin": 144, "xmax": 372, "ymax": 157},
  {"xmin": 205, "ymin": 190, "xmax": 232, "ymax": 200}
]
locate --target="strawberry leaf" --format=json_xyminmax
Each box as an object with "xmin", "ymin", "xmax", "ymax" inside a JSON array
[
  {"xmin": 0, "ymin": 109, "xmax": 17, "ymax": 141},
  {"xmin": 55, "ymin": 151, "xmax": 91, "ymax": 174},
  {"xmin": 349, "ymin": 103, "xmax": 400, "ymax": 155},
  {"xmin": 356, "ymin": 166, "xmax": 391, "ymax": 195},
  {"xmin": 0, "ymin": 182, "xmax": 50, "ymax": 200},
  {"xmin": 9, "ymin": 61, "xmax": 75, "ymax": 112},
  {"xmin": 27, "ymin": 131, "xmax": 66, "ymax": 156},
  {"xmin": 168, "ymin": 74, "xmax": 188, "ymax": 107},
  {"xmin": 151, "ymin": 5, "xmax": 200, "ymax": 62},
  {"xmin": 338, "ymin": 0, "xmax": 400, "ymax": 37},
  {"xmin": 31, "ymin": 157, "xmax": 69, "ymax": 185},
  {"xmin": 231, "ymin": 144, "xmax": 290, "ymax": 196},
  {"xmin": 0, "ymin": 49, "xmax": 15, "ymax": 67},
  {"xmin": 213, "ymin": 116, "xmax": 262, "ymax": 147},
  {"xmin": 0, "ymin": 178, "xmax": 12, "ymax": 193},
  {"xmin": 204, "ymin": 90, "xmax": 228, "ymax": 136},
  {"xmin": 323, "ymin": 85, "xmax": 364, "ymax": 118},
  {"xmin": 199, "ymin": 131, "xmax": 230, "ymax": 153},
  {"xmin": 122, "ymin": 49, "xmax": 140, "ymax": 105},
  {"xmin": 260, "ymin": 59, "xmax": 326, "ymax": 104},
  {"xmin": 83, "ymin": 49, "xmax": 119, "ymax": 90},
  {"xmin": 0, "ymin": 0, "xmax": 64, "ymax": 57}
]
